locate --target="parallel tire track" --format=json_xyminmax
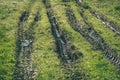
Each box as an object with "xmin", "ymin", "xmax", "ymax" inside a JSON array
[
  {"xmin": 43, "ymin": 0, "xmax": 86, "ymax": 80},
  {"xmin": 66, "ymin": 7, "xmax": 120, "ymax": 67},
  {"xmin": 13, "ymin": 3, "xmax": 40, "ymax": 80}
]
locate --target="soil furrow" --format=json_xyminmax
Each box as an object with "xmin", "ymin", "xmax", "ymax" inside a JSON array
[
  {"xmin": 43, "ymin": 0, "xmax": 85, "ymax": 80},
  {"xmin": 66, "ymin": 7, "xmax": 120, "ymax": 67},
  {"xmin": 13, "ymin": 5, "xmax": 40, "ymax": 80},
  {"xmin": 76, "ymin": 1, "xmax": 120, "ymax": 35}
]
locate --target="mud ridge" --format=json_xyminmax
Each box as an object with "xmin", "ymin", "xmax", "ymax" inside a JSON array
[
  {"xmin": 43, "ymin": 0, "xmax": 86, "ymax": 80},
  {"xmin": 13, "ymin": 5, "xmax": 40, "ymax": 80},
  {"xmin": 66, "ymin": 7, "xmax": 120, "ymax": 67},
  {"xmin": 76, "ymin": 1, "xmax": 120, "ymax": 35}
]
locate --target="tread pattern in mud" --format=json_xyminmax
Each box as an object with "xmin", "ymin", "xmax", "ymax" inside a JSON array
[{"xmin": 66, "ymin": 7, "xmax": 120, "ymax": 67}]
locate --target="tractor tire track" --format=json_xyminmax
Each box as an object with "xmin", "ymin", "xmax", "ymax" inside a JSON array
[
  {"xmin": 13, "ymin": 3, "xmax": 40, "ymax": 80},
  {"xmin": 76, "ymin": 1, "xmax": 120, "ymax": 35},
  {"xmin": 43, "ymin": 0, "xmax": 86, "ymax": 80},
  {"xmin": 66, "ymin": 7, "xmax": 120, "ymax": 68}
]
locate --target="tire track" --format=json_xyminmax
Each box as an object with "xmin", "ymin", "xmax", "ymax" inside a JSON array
[
  {"xmin": 76, "ymin": 1, "xmax": 120, "ymax": 35},
  {"xmin": 43, "ymin": 0, "xmax": 86, "ymax": 80},
  {"xmin": 13, "ymin": 3, "xmax": 40, "ymax": 80},
  {"xmin": 66, "ymin": 7, "xmax": 120, "ymax": 68}
]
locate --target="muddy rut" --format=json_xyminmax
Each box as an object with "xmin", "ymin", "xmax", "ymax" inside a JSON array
[
  {"xmin": 66, "ymin": 7, "xmax": 120, "ymax": 68},
  {"xmin": 43, "ymin": 0, "xmax": 86, "ymax": 80},
  {"xmin": 13, "ymin": 3, "xmax": 40, "ymax": 80}
]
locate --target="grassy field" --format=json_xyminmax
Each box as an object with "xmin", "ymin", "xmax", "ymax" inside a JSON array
[{"xmin": 0, "ymin": 0, "xmax": 120, "ymax": 80}]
